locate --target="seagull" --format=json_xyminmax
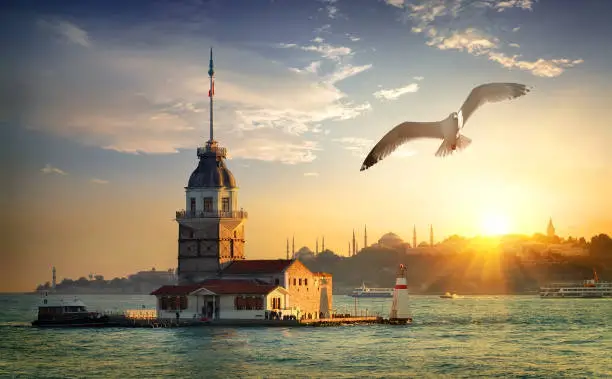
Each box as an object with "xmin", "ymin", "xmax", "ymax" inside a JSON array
[{"xmin": 360, "ymin": 82, "xmax": 531, "ymax": 171}]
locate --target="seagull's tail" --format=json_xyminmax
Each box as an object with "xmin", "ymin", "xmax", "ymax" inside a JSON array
[{"xmin": 435, "ymin": 134, "xmax": 472, "ymax": 157}]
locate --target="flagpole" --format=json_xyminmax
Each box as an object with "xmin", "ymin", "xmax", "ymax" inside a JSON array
[{"xmin": 208, "ymin": 47, "xmax": 215, "ymax": 143}]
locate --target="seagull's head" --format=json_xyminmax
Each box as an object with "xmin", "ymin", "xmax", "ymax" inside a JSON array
[{"xmin": 450, "ymin": 112, "xmax": 458, "ymax": 120}]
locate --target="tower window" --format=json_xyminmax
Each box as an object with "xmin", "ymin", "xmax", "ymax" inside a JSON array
[
  {"xmin": 222, "ymin": 197, "xmax": 230, "ymax": 212},
  {"xmin": 190, "ymin": 198, "xmax": 196, "ymax": 214},
  {"xmin": 203, "ymin": 197, "xmax": 213, "ymax": 212}
]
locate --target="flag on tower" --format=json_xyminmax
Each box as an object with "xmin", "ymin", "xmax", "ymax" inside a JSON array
[{"xmin": 209, "ymin": 79, "xmax": 215, "ymax": 97}]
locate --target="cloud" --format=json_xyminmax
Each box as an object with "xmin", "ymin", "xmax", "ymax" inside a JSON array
[
  {"xmin": 333, "ymin": 137, "xmax": 374, "ymax": 158},
  {"xmin": 4, "ymin": 17, "xmax": 372, "ymax": 164},
  {"xmin": 512, "ymin": 26, "xmax": 521, "ymax": 32},
  {"xmin": 373, "ymin": 83, "xmax": 420, "ymax": 101},
  {"xmin": 319, "ymin": 0, "xmax": 339, "ymax": 19},
  {"xmin": 37, "ymin": 19, "xmax": 91, "ymax": 47},
  {"xmin": 384, "ymin": 0, "xmax": 406, "ymax": 8},
  {"xmin": 346, "ymin": 33, "xmax": 361, "ymax": 42},
  {"xmin": 390, "ymin": 0, "xmax": 582, "ymax": 78},
  {"xmin": 303, "ymin": 172, "xmax": 320, "ymax": 177},
  {"xmin": 508, "ymin": 43, "xmax": 520, "ymax": 48},
  {"xmin": 494, "ymin": 0, "xmax": 534, "ymax": 12},
  {"xmin": 488, "ymin": 53, "xmax": 584, "ymax": 78},
  {"xmin": 90, "ymin": 178, "xmax": 109, "ymax": 184},
  {"xmin": 279, "ymin": 36, "xmax": 373, "ymax": 85},
  {"xmin": 40, "ymin": 164, "xmax": 68, "ymax": 175},
  {"xmin": 413, "ymin": 76, "xmax": 424, "ymax": 81}
]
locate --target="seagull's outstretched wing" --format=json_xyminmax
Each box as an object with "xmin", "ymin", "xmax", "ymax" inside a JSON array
[
  {"xmin": 458, "ymin": 83, "xmax": 531, "ymax": 128},
  {"xmin": 360, "ymin": 121, "xmax": 444, "ymax": 171}
]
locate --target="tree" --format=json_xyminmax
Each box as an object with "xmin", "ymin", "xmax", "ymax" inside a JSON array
[{"xmin": 590, "ymin": 234, "xmax": 612, "ymax": 256}]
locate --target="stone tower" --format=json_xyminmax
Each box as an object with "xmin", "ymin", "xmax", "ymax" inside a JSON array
[{"xmin": 175, "ymin": 48, "xmax": 247, "ymax": 284}]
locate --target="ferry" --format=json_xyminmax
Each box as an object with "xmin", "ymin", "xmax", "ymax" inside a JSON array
[
  {"xmin": 32, "ymin": 291, "xmax": 119, "ymax": 327},
  {"xmin": 539, "ymin": 270, "xmax": 612, "ymax": 298},
  {"xmin": 349, "ymin": 283, "xmax": 394, "ymax": 298}
]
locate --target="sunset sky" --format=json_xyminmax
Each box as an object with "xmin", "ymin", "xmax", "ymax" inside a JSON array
[{"xmin": 2, "ymin": 0, "xmax": 611, "ymax": 292}]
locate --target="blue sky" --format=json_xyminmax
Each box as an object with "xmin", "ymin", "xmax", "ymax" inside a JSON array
[{"xmin": 2, "ymin": 0, "xmax": 611, "ymax": 290}]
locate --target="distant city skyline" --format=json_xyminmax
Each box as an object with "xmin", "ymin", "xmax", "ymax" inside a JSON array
[{"xmin": 2, "ymin": 0, "xmax": 612, "ymax": 292}]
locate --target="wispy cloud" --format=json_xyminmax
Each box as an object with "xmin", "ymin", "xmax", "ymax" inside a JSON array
[
  {"xmin": 3, "ymin": 17, "xmax": 372, "ymax": 165},
  {"xmin": 488, "ymin": 53, "xmax": 584, "ymax": 78},
  {"xmin": 373, "ymin": 83, "xmax": 420, "ymax": 101},
  {"xmin": 390, "ymin": 0, "xmax": 582, "ymax": 78},
  {"xmin": 303, "ymin": 172, "xmax": 320, "ymax": 177},
  {"xmin": 40, "ymin": 164, "xmax": 67, "ymax": 175},
  {"xmin": 508, "ymin": 43, "xmax": 520, "ymax": 48},
  {"xmin": 37, "ymin": 19, "xmax": 91, "ymax": 47},
  {"xmin": 413, "ymin": 76, "xmax": 424, "ymax": 81},
  {"xmin": 333, "ymin": 137, "xmax": 374, "ymax": 158},
  {"xmin": 281, "ymin": 35, "xmax": 373, "ymax": 86},
  {"xmin": 90, "ymin": 178, "xmax": 109, "ymax": 184},
  {"xmin": 346, "ymin": 33, "xmax": 361, "ymax": 42},
  {"xmin": 384, "ymin": 0, "xmax": 406, "ymax": 8},
  {"xmin": 319, "ymin": 0, "xmax": 339, "ymax": 19}
]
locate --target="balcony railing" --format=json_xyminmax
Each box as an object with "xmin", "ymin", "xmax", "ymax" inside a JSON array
[{"xmin": 176, "ymin": 209, "xmax": 248, "ymax": 219}]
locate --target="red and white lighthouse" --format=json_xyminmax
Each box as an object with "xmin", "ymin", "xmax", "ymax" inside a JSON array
[{"xmin": 389, "ymin": 264, "xmax": 412, "ymax": 324}]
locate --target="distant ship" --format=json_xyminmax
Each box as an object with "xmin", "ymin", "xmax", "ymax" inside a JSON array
[
  {"xmin": 349, "ymin": 283, "xmax": 394, "ymax": 298},
  {"xmin": 540, "ymin": 270, "xmax": 612, "ymax": 298},
  {"xmin": 440, "ymin": 292, "xmax": 458, "ymax": 299}
]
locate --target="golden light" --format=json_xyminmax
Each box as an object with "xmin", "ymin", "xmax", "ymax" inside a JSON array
[{"xmin": 480, "ymin": 211, "xmax": 511, "ymax": 236}]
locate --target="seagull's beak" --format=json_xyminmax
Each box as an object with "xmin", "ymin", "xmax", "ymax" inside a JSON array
[{"xmin": 360, "ymin": 165, "xmax": 367, "ymax": 171}]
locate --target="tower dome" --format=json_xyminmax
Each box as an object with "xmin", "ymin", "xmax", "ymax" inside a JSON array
[{"xmin": 187, "ymin": 146, "xmax": 237, "ymax": 188}]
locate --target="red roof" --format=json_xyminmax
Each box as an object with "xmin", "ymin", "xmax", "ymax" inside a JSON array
[
  {"xmin": 150, "ymin": 284, "xmax": 205, "ymax": 296},
  {"xmin": 150, "ymin": 279, "xmax": 284, "ymax": 296},
  {"xmin": 221, "ymin": 259, "xmax": 294, "ymax": 275}
]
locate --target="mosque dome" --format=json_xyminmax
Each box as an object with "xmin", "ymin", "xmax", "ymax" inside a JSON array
[
  {"xmin": 187, "ymin": 154, "xmax": 237, "ymax": 188},
  {"xmin": 378, "ymin": 232, "xmax": 404, "ymax": 248}
]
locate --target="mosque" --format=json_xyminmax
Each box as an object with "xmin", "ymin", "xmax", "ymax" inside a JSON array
[{"xmin": 151, "ymin": 49, "xmax": 332, "ymax": 322}]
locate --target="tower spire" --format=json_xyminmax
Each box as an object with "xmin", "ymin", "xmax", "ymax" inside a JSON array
[
  {"xmin": 286, "ymin": 238, "xmax": 289, "ymax": 260},
  {"xmin": 364, "ymin": 225, "xmax": 367, "ymax": 249},
  {"xmin": 352, "ymin": 229, "xmax": 356, "ymax": 256},
  {"xmin": 292, "ymin": 235, "xmax": 295, "ymax": 258},
  {"xmin": 429, "ymin": 224, "xmax": 434, "ymax": 247},
  {"xmin": 322, "ymin": 236, "xmax": 325, "ymax": 252},
  {"xmin": 208, "ymin": 47, "xmax": 215, "ymax": 143},
  {"xmin": 413, "ymin": 225, "xmax": 417, "ymax": 249}
]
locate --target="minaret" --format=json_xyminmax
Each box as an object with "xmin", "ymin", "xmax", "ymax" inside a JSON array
[
  {"xmin": 52, "ymin": 266, "xmax": 56, "ymax": 291},
  {"xmin": 348, "ymin": 241, "xmax": 351, "ymax": 257},
  {"xmin": 292, "ymin": 235, "xmax": 295, "ymax": 258},
  {"xmin": 429, "ymin": 224, "xmax": 434, "ymax": 247},
  {"xmin": 322, "ymin": 236, "xmax": 325, "ymax": 252},
  {"xmin": 364, "ymin": 225, "xmax": 367, "ymax": 249},
  {"xmin": 286, "ymin": 238, "xmax": 289, "ymax": 260},
  {"xmin": 176, "ymin": 48, "xmax": 247, "ymax": 284},
  {"xmin": 352, "ymin": 229, "xmax": 356, "ymax": 256},
  {"xmin": 412, "ymin": 225, "xmax": 417, "ymax": 249},
  {"xmin": 547, "ymin": 217, "xmax": 555, "ymax": 238}
]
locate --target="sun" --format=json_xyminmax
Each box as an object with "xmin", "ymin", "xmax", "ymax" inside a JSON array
[{"xmin": 480, "ymin": 211, "xmax": 511, "ymax": 236}]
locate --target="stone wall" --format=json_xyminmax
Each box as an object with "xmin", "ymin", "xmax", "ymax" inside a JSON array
[
  {"xmin": 177, "ymin": 219, "xmax": 246, "ymax": 283},
  {"xmin": 285, "ymin": 260, "xmax": 332, "ymax": 319}
]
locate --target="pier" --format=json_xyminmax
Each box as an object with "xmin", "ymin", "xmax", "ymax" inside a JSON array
[{"xmin": 101, "ymin": 309, "xmax": 408, "ymax": 328}]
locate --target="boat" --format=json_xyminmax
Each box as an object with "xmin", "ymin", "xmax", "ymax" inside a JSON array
[
  {"xmin": 349, "ymin": 283, "xmax": 394, "ymax": 298},
  {"xmin": 440, "ymin": 292, "xmax": 458, "ymax": 299},
  {"xmin": 32, "ymin": 291, "xmax": 119, "ymax": 327},
  {"xmin": 539, "ymin": 270, "xmax": 612, "ymax": 298}
]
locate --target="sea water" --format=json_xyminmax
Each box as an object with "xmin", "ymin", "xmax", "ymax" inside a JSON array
[{"xmin": 0, "ymin": 294, "xmax": 610, "ymax": 378}]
